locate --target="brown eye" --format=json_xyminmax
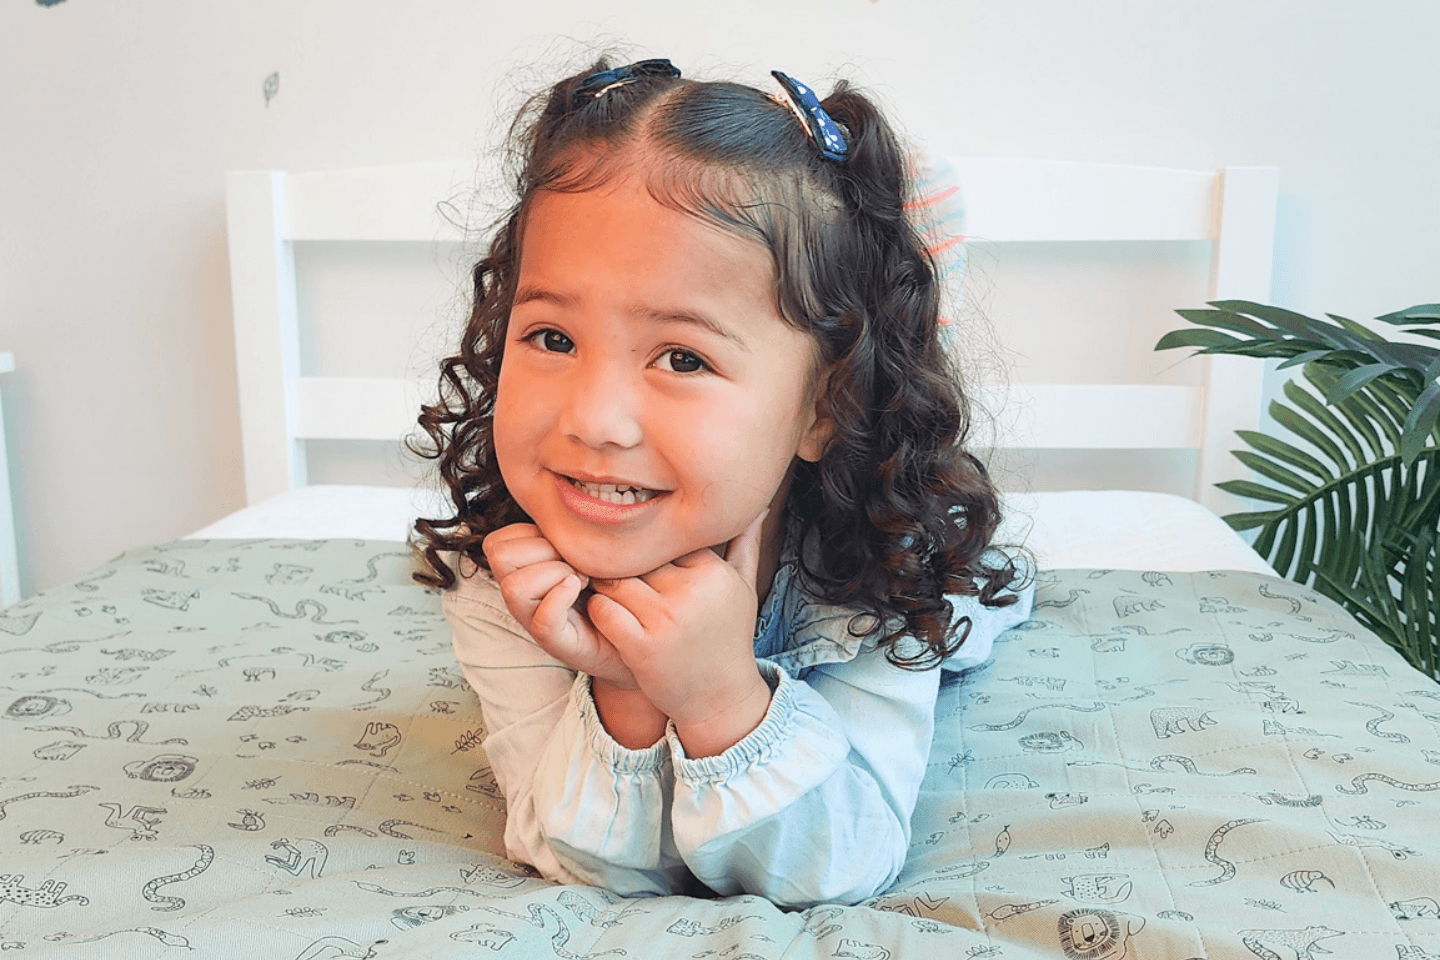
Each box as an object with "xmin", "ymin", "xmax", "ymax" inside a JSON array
[
  {"xmin": 523, "ymin": 329, "xmax": 574, "ymax": 353},
  {"xmin": 660, "ymin": 349, "xmax": 709, "ymax": 375}
]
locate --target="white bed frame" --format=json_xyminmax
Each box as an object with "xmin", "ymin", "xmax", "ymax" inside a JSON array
[
  {"xmin": 0, "ymin": 351, "xmax": 18, "ymax": 606},
  {"xmin": 225, "ymin": 158, "xmax": 1278, "ymax": 518}
]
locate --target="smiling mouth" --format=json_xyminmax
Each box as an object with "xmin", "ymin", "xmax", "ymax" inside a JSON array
[{"xmin": 564, "ymin": 475, "xmax": 664, "ymax": 505}]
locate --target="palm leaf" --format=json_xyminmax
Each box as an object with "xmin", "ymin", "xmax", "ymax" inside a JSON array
[{"xmin": 1158, "ymin": 301, "xmax": 1440, "ymax": 678}]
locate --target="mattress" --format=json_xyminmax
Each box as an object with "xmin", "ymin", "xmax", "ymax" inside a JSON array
[
  {"xmin": 185, "ymin": 485, "xmax": 1278, "ymax": 577},
  {"xmin": 1, "ymin": 538, "xmax": 1434, "ymax": 957}
]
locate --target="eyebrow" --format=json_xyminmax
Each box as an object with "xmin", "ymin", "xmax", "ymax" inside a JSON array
[{"xmin": 513, "ymin": 285, "xmax": 752, "ymax": 355}]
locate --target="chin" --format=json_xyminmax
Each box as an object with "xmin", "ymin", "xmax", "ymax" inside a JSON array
[
  {"xmin": 546, "ymin": 537, "xmax": 667, "ymax": 581},
  {"xmin": 570, "ymin": 559, "xmax": 651, "ymax": 580}
]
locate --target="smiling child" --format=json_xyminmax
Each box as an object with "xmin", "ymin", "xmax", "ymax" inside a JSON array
[{"xmin": 411, "ymin": 57, "xmax": 1033, "ymax": 908}]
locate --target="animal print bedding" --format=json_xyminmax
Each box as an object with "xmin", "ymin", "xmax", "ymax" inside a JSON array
[{"xmin": 0, "ymin": 538, "xmax": 1436, "ymax": 958}]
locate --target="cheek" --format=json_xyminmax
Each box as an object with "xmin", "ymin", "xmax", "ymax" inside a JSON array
[
  {"xmin": 669, "ymin": 405, "xmax": 794, "ymax": 498},
  {"xmin": 491, "ymin": 367, "xmax": 537, "ymax": 465},
  {"xmin": 491, "ymin": 401, "xmax": 537, "ymax": 510},
  {"xmin": 490, "ymin": 399, "xmax": 514, "ymax": 475}
]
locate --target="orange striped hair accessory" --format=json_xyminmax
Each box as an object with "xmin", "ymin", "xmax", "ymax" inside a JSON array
[{"xmin": 905, "ymin": 144, "xmax": 968, "ymax": 329}]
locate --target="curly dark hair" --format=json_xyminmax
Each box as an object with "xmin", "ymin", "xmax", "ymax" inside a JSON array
[{"xmin": 409, "ymin": 57, "xmax": 1027, "ymax": 669}]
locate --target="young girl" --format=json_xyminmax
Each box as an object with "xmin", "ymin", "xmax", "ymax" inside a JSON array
[{"xmin": 411, "ymin": 57, "xmax": 1034, "ymax": 909}]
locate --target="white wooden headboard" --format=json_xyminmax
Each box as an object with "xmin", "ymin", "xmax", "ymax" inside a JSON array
[
  {"xmin": 0, "ymin": 351, "xmax": 19, "ymax": 606},
  {"xmin": 225, "ymin": 158, "xmax": 1277, "ymax": 517}
]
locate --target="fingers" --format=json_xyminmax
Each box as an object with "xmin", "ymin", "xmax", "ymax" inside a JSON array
[
  {"xmin": 529, "ymin": 579, "xmax": 642, "ymax": 690},
  {"xmin": 589, "ymin": 573, "xmax": 661, "ymax": 614},
  {"xmin": 482, "ymin": 523, "xmax": 563, "ymax": 582},
  {"xmin": 586, "ymin": 590, "xmax": 644, "ymax": 649},
  {"xmin": 481, "ymin": 522, "xmax": 539, "ymax": 549},
  {"xmin": 497, "ymin": 559, "xmax": 588, "ymax": 633},
  {"xmin": 723, "ymin": 508, "xmax": 769, "ymax": 591},
  {"xmin": 528, "ymin": 572, "xmax": 586, "ymax": 660}
]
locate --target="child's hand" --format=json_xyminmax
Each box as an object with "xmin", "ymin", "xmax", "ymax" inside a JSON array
[
  {"xmin": 586, "ymin": 510, "xmax": 773, "ymax": 758},
  {"xmin": 482, "ymin": 523, "xmax": 638, "ymax": 691}
]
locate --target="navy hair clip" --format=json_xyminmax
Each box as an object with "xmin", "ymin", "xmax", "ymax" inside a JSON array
[
  {"xmin": 573, "ymin": 58, "xmax": 681, "ymax": 107},
  {"xmin": 770, "ymin": 70, "xmax": 848, "ymax": 163}
]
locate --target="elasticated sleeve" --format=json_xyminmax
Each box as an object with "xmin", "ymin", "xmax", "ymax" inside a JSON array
[
  {"xmin": 444, "ymin": 572, "xmax": 688, "ymax": 897},
  {"xmin": 668, "ymin": 653, "xmax": 940, "ymax": 909}
]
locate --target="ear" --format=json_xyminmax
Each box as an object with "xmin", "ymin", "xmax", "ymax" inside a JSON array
[
  {"xmin": 796, "ymin": 367, "xmax": 835, "ymax": 463},
  {"xmin": 796, "ymin": 411, "xmax": 833, "ymax": 463}
]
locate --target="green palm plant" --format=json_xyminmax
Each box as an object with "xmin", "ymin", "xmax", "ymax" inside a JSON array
[{"xmin": 1157, "ymin": 301, "xmax": 1440, "ymax": 678}]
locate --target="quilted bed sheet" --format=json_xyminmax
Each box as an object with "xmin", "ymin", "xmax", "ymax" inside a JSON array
[{"xmin": 0, "ymin": 538, "xmax": 1437, "ymax": 959}]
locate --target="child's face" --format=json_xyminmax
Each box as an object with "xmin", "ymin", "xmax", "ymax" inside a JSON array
[{"xmin": 494, "ymin": 175, "xmax": 832, "ymax": 581}]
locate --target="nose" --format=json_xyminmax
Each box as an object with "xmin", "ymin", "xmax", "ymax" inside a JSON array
[{"xmin": 557, "ymin": 361, "xmax": 644, "ymax": 450}]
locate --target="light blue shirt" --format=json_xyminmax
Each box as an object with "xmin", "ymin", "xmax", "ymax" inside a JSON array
[{"xmin": 445, "ymin": 515, "xmax": 1033, "ymax": 908}]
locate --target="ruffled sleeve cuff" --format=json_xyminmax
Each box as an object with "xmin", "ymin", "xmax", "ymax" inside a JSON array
[
  {"xmin": 667, "ymin": 660, "xmax": 848, "ymax": 797},
  {"xmin": 531, "ymin": 674, "xmax": 682, "ymax": 894},
  {"xmin": 570, "ymin": 674, "xmax": 670, "ymax": 775}
]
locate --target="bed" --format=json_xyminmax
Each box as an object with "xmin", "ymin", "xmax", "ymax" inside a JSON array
[{"xmin": 2, "ymin": 155, "xmax": 1438, "ymax": 960}]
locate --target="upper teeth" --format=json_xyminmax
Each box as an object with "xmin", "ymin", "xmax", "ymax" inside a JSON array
[{"xmin": 570, "ymin": 477, "xmax": 660, "ymax": 505}]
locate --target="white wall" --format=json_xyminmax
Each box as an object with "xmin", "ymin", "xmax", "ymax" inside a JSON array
[{"xmin": 2, "ymin": 1, "xmax": 1437, "ymax": 595}]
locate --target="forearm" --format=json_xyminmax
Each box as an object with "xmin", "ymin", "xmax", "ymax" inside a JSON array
[
  {"xmin": 670, "ymin": 657, "xmax": 939, "ymax": 907},
  {"xmin": 529, "ymin": 675, "xmax": 693, "ymax": 896},
  {"xmin": 681, "ymin": 765, "xmax": 911, "ymax": 907},
  {"xmin": 593, "ymin": 678, "xmax": 668, "ymax": 749},
  {"xmin": 598, "ymin": 662, "xmax": 772, "ymax": 758},
  {"xmin": 446, "ymin": 581, "xmax": 685, "ymax": 894},
  {"xmin": 669, "ymin": 666, "xmax": 771, "ymax": 759}
]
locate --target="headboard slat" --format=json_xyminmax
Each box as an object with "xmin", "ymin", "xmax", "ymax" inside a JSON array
[
  {"xmin": 227, "ymin": 159, "xmax": 1278, "ymax": 510},
  {"xmin": 294, "ymin": 378, "xmax": 428, "ymax": 441},
  {"xmin": 991, "ymin": 385, "xmax": 1202, "ymax": 449},
  {"xmin": 290, "ymin": 379, "xmax": 1200, "ymax": 451},
  {"xmin": 954, "ymin": 158, "xmax": 1217, "ymax": 242},
  {"xmin": 285, "ymin": 162, "xmax": 470, "ymax": 242}
]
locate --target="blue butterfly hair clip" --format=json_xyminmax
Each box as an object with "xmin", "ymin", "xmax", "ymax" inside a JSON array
[
  {"xmin": 573, "ymin": 59, "xmax": 681, "ymax": 107},
  {"xmin": 770, "ymin": 71, "xmax": 849, "ymax": 163}
]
